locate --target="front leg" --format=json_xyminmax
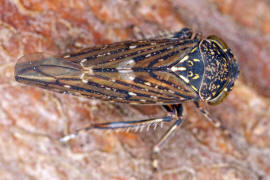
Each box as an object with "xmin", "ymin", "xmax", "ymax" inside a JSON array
[{"xmin": 194, "ymin": 101, "xmax": 230, "ymax": 136}]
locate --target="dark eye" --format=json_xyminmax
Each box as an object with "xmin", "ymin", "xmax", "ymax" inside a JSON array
[
  {"xmin": 208, "ymin": 89, "xmax": 229, "ymax": 105},
  {"xmin": 207, "ymin": 35, "xmax": 229, "ymax": 50}
]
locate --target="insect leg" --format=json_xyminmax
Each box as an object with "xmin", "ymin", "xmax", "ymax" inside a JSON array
[
  {"xmin": 194, "ymin": 102, "xmax": 230, "ymax": 136},
  {"xmin": 59, "ymin": 116, "xmax": 173, "ymax": 143},
  {"xmin": 152, "ymin": 104, "xmax": 183, "ymax": 170},
  {"xmin": 194, "ymin": 101, "xmax": 222, "ymax": 128}
]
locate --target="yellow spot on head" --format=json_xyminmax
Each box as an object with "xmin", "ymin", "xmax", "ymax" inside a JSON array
[
  {"xmin": 191, "ymin": 47, "xmax": 197, "ymax": 53},
  {"xmin": 191, "ymin": 85, "xmax": 198, "ymax": 91},
  {"xmin": 193, "ymin": 59, "xmax": 200, "ymax": 62},
  {"xmin": 188, "ymin": 71, "xmax": 193, "ymax": 77},
  {"xmin": 188, "ymin": 60, "xmax": 194, "ymax": 66},
  {"xmin": 192, "ymin": 74, "xmax": 200, "ymax": 80}
]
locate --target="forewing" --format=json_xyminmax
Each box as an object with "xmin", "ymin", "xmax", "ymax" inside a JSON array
[{"xmin": 15, "ymin": 34, "xmax": 199, "ymax": 104}]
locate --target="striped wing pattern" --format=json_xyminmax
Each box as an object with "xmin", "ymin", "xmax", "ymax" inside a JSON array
[{"xmin": 15, "ymin": 29, "xmax": 201, "ymax": 104}]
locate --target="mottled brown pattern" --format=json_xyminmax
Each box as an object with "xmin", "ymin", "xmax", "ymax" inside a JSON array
[{"xmin": 1, "ymin": 0, "xmax": 270, "ymax": 179}]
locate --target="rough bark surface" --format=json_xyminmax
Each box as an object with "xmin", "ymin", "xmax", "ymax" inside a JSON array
[{"xmin": 0, "ymin": 0, "xmax": 270, "ymax": 179}]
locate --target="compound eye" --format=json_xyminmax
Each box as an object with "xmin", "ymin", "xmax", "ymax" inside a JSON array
[
  {"xmin": 208, "ymin": 88, "xmax": 229, "ymax": 105},
  {"xmin": 207, "ymin": 35, "xmax": 229, "ymax": 50}
]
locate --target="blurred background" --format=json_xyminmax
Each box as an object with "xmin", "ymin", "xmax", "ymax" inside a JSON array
[{"xmin": 0, "ymin": 0, "xmax": 270, "ymax": 179}]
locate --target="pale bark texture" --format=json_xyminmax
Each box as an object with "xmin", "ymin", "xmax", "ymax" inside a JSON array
[{"xmin": 0, "ymin": 0, "xmax": 270, "ymax": 179}]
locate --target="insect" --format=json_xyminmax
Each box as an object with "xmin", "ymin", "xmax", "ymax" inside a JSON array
[{"xmin": 15, "ymin": 28, "xmax": 239, "ymax": 169}]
